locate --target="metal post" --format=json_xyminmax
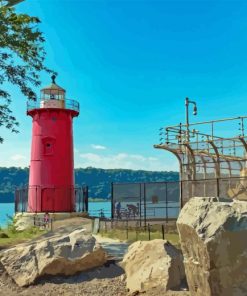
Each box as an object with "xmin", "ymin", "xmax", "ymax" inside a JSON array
[
  {"xmin": 139, "ymin": 183, "xmax": 142, "ymax": 227},
  {"xmin": 148, "ymin": 223, "xmax": 151, "ymax": 241},
  {"xmin": 21, "ymin": 189, "xmax": 24, "ymax": 213},
  {"xmin": 165, "ymin": 182, "xmax": 168, "ymax": 224},
  {"xmin": 180, "ymin": 180, "xmax": 183, "ymax": 209},
  {"xmin": 216, "ymin": 178, "xmax": 220, "ymax": 197},
  {"xmin": 85, "ymin": 186, "xmax": 88, "ymax": 212},
  {"xmin": 144, "ymin": 183, "xmax": 147, "ymax": 229},
  {"xmin": 111, "ymin": 182, "xmax": 114, "ymax": 219},
  {"xmin": 35, "ymin": 186, "xmax": 37, "ymax": 213},
  {"xmin": 162, "ymin": 224, "xmax": 165, "ymax": 240},
  {"xmin": 185, "ymin": 97, "xmax": 190, "ymax": 142}
]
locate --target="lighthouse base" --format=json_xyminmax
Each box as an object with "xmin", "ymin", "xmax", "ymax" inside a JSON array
[{"xmin": 14, "ymin": 212, "xmax": 89, "ymax": 231}]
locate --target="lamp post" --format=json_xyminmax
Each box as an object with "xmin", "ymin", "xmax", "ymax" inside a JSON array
[{"xmin": 185, "ymin": 97, "xmax": 197, "ymax": 142}]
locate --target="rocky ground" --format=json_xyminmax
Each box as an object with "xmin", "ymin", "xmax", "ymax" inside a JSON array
[
  {"xmin": 0, "ymin": 217, "xmax": 190, "ymax": 296},
  {"xmin": 0, "ymin": 266, "xmax": 190, "ymax": 296}
]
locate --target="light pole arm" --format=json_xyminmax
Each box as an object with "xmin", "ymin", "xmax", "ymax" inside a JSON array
[{"xmin": 185, "ymin": 97, "xmax": 198, "ymax": 142}]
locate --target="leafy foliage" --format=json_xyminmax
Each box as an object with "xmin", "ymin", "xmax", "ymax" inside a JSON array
[
  {"xmin": 0, "ymin": 167, "xmax": 179, "ymax": 202},
  {"xmin": 0, "ymin": 2, "xmax": 53, "ymax": 143}
]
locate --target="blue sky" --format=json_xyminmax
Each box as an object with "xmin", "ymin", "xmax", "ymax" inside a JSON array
[{"xmin": 1, "ymin": 0, "xmax": 247, "ymax": 171}]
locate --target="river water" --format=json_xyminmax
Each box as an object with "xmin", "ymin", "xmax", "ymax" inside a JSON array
[{"xmin": 0, "ymin": 201, "xmax": 179, "ymax": 228}]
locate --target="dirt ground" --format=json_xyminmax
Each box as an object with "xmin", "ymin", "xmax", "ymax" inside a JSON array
[{"xmin": 0, "ymin": 216, "xmax": 190, "ymax": 296}]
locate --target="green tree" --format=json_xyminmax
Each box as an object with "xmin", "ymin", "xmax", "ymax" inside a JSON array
[{"xmin": 0, "ymin": 1, "xmax": 54, "ymax": 143}]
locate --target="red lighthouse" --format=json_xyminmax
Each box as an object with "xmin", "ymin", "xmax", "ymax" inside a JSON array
[{"xmin": 27, "ymin": 76, "xmax": 79, "ymax": 212}]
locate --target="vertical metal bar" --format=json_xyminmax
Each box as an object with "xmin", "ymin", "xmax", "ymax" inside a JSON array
[
  {"xmin": 20, "ymin": 189, "xmax": 23, "ymax": 213},
  {"xmin": 139, "ymin": 183, "xmax": 142, "ymax": 227},
  {"xmin": 14, "ymin": 190, "xmax": 17, "ymax": 213},
  {"xmin": 111, "ymin": 182, "xmax": 114, "ymax": 219},
  {"xmin": 81, "ymin": 187, "xmax": 83, "ymax": 212},
  {"xmin": 180, "ymin": 180, "xmax": 183, "ymax": 209},
  {"xmin": 216, "ymin": 178, "xmax": 220, "ymax": 197},
  {"xmin": 36, "ymin": 186, "xmax": 38, "ymax": 213},
  {"xmin": 54, "ymin": 187, "xmax": 56, "ymax": 213},
  {"xmin": 144, "ymin": 183, "xmax": 147, "ymax": 229},
  {"xmin": 80, "ymin": 187, "xmax": 83, "ymax": 212},
  {"xmin": 185, "ymin": 97, "xmax": 190, "ymax": 142},
  {"xmin": 148, "ymin": 223, "xmax": 151, "ymax": 241},
  {"xmin": 166, "ymin": 182, "xmax": 168, "ymax": 224},
  {"xmin": 162, "ymin": 224, "xmax": 165, "ymax": 240},
  {"xmin": 126, "ymin": 220, "xmax": 128, "ymax": 240},
  {"xmin": 85, "ymin": 186, "xmax": 88, "ymax": 212},
  {"xmin": 241, "ymin": 117, "xmax": 244, "ymax": 136}
]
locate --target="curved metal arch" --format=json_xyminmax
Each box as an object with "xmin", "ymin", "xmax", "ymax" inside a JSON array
[
  {"xmin": 153, "ymin": 144, "xmax": 184, "ymax": 208},
  {"xmin": 208, "ymin": 140, "xmax": 221, "ymax": 178},
  {"xmin": 182, "ymin": 143, "xmax": 196, "ymax": 180}
]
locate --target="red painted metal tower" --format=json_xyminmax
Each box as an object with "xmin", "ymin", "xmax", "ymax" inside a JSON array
[{"xmin": 27, "ymin": 76, "xmax": 79, "ymax": 212}]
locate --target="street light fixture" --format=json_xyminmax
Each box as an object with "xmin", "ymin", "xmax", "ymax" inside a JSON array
[{"xmin": 185, "ymin": 97, "xmax": 198, "ymax": 142}]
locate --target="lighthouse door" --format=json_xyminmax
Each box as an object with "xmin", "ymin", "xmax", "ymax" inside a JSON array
[{"xmin": 41, "ymin": 188, "xmax": 54, "ymax": 212}]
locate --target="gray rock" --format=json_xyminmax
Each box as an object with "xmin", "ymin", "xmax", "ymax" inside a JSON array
[
  {"xmin": 0, "ymin": 229, "xmax": 107, "ymax": 287},
  {"xmin": 177, "ymin": 197, "xmax": 247, "ymax": 296},
  {"xmin": 121, "ymin": 239, "xmax": 185, "ymax": 293}
]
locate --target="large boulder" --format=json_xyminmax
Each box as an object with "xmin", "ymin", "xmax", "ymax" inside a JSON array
[
  {"xmin": 121, "ymin": 239, "xmax": 185, "ymax": 293},
  {"xmin": 177, "ymin": 197, "xmax": 247, "ymax": 296},
  {"xmin": 0, "ymin": 229, "xmax": 107, "ymax": 287}
]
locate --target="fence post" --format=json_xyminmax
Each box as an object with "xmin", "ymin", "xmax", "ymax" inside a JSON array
[
  {"xmin": 126, "ymin": 220, "xmax": 128, "ymax": 240},
  {"xmin": 166, "ymin": 183, "xmax": 168, "ymax": 224},
  {"xmin": 144, "ymin": 183, "xmax": 147, "ymax": 229},
  {"xmin": 180, "ymin": 180, "xmax": 183, "ymax": 209},
  {"xmin": 84, "ymin": 186, "xmax": 89, "ymax": 212},
  {"xmin": 162, "ymin": 224, "xmax": 165, "ymax": 240},
  {"xmin": 139, "ymin": 183, "xmax": 142, "ymax": 227},
  {"xmin": 111, "ymin": 182, "xmax": 114, "ymax": 219},
  {"xmin": 148, "ymin": 223, "xmax": 151, "ymax": 241},
  {"xmin": 35, "ymin": 186, "xmax": 37, "ymax": 213},
  {"xmin": 216, "ymin": 178, "xmax": 220, "ymax": 197}
]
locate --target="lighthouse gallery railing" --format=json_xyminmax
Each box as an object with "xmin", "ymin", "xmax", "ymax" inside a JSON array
[{"xmin": 27, "ymin": 98, "xmax": 80, "ymax": 113}]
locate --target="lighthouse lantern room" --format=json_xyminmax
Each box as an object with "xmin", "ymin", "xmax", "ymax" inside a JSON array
[{"xmin": 27, "ymin": 76, "xmax": 79, "ymax": 212}]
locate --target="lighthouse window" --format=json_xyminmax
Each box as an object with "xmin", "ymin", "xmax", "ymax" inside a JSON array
[{"xmin": 44, "ymin": 142, "xmax": 53, "ymax": 155}]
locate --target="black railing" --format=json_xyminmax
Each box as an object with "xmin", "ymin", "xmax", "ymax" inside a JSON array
[
  {"xmin": 98, "ymin": 219, "xmax": 177, "ymax": 242},
  {"xmin": 15, "ymin": 185, "xmax": 88, "ymax": 213},
  {"xmin": 26, "ymin": 98, "xmax": 79, "ymax": 113}
]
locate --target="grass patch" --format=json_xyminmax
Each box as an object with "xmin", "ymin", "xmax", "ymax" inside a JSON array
[
  {"xmin": 99, "ymin": 228, "xmax": 180, "ymax": 247},
  {"xmin": 0, "ymin": 220, "xmax": 46, "ymax": 248}
]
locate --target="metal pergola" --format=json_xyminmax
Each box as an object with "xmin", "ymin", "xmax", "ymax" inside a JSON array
[{"xmin": 154, "ymin": 116, "xmax": 247, "ymax": 207}]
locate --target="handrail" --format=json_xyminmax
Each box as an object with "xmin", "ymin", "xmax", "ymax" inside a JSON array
[{"xmin": 27, "ymin": 98, "xmax": 79, "ymax": 113}]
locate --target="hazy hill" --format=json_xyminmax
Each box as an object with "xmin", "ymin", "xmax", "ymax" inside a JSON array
[{"xmin": 0, "ymin": 167, "xmax": 179, "ymax": 203}]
